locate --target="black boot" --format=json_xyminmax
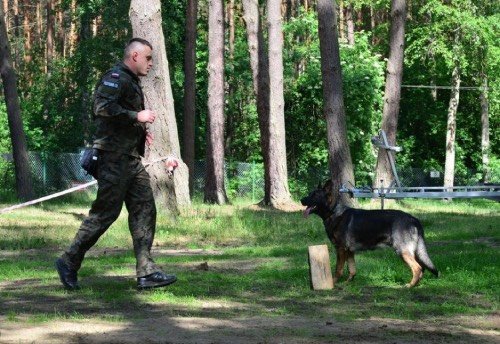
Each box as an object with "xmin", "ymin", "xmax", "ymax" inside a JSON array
[
  {"xmin": 55, "ymin": 258, "xmax": 80, "ymax": 290},
  {"xmin": 137, "ymin": 271, "xmax": 177, "ymax": 290}
]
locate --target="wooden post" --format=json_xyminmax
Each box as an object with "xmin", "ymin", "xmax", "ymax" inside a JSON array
[{"xmin": 308, "ymin": 245, "xmax": 334, "ymax": 290}]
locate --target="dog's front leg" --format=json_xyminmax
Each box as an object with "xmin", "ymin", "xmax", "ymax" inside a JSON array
[
  {"xmin": 333, "ymin": 247, "xmax": 347, "ymax": 286},
  {"xmin": 346, "ymin": 251, "xmax": 356, "ymax": 282}
]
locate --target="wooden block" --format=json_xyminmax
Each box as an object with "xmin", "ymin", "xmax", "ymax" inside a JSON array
[{"xmin": 308, "ymin": 244, "xmax": 334, "ymax": 290}]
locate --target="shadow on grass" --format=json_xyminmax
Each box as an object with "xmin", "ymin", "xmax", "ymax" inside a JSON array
[
  {"xmin": 1, "ymin": 244, "xmax": 499, "ymax": 343},
  {"xmin": 0, "ymin": 203, "xmax": 498, "ymax": 342}
]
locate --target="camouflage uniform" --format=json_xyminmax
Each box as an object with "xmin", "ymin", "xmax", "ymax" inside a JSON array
[{"xmin": 61, "ymin": 62, "xmax": 160, "ymax": 278}]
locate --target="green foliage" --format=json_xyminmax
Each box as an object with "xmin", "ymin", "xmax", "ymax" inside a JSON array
[
  {"xmin": 226, "ymin": 162, "xmax": 264, "ymax": 201},
  {"xmin": 0, "ymin": 102, "xmax": 10, "ymax": 152},
  {"xmin": 14, "ymin": 0, "xmax": 132, "ymax": 152},
  {"xmin": 283, "ymin": 11, "xmax": 384, "ymax": 186},
  {"xmin": 488, "ymin": 156, "xmax": 500, "ymax": 183},
  {"xmin": 1, "ymin": 0, "xmax": 498, "ymax": 199},
  {"xmin": 399, "ymin": 0, "xmax": 499, "ymax": 180},
  {"xmin": 225, "ymin": 19, "xmax": 262, "ymax": 162},
  {"xmin": 0, "ymin": 158, "xmax": 16, "ymax": 202}
]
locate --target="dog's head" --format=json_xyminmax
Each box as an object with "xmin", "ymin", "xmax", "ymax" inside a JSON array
[{"xmin": 301, "ymin": 180, "xmax": 335, "ymax": 219}]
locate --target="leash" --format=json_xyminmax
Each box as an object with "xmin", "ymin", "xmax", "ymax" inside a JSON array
[{"xmin": 0, "ymin": 155, "xmax": 177, "ymax": 215}]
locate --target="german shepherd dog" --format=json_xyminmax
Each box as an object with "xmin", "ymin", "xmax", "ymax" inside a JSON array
[{"xmin": 301, "ymin": 180, "xmax": 438, "ymax": 287}]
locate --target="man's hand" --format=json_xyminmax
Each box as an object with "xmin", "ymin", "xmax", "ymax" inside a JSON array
[
  {"xmin": 145, "ymin": 131, "xmax": 153, "ymax": 146},
  {"xmin": 165, "ymin": 156, "xmax": 179, "ymax": 176},
  {"xmin": 137, "ymin": 109, "xmax": 156, "ymax": 123}
]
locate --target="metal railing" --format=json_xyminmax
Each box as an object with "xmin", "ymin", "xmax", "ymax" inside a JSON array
[{"xmin": 0, "ymin": 151, "xmax": 495, "ymax": 201}]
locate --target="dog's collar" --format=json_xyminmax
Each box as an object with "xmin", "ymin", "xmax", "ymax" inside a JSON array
[{"xmin": 325, "ymin": 202, "xmax": 348, "ymax": 220}]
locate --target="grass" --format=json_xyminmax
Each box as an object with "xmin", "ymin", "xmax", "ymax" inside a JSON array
[{"xmin": 0, "ymin": 195, "xmax": 499, "ymax": 326}]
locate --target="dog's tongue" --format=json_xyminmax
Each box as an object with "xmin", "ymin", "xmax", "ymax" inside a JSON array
[{"xmin": 303, "ymin": 207, "xmax": 312, "ymax": 218}]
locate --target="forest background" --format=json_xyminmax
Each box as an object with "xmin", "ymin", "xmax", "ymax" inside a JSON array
[{"xmin": 0, "ymin": 0, "xmax": 498, "ymax": 202}]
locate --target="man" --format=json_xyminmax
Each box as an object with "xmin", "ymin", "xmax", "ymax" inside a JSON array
[{"xmin": 56, "ymin": 38, "xmax": 177, "ymax": 290}]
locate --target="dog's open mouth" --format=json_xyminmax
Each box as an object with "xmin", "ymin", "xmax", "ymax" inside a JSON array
[{"xmin": 303, "ymin": 206, "xmax": 316, "ymax": 218}]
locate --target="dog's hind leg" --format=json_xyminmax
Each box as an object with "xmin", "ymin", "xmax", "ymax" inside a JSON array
[
  {"xmin": 333, "ymin": 247, "xmax": 347, "ymax": 286},
  {"xmin": 401, "ymin": 251, "xmax": 423, "ymax": 288},
  {"xmin": 346, "ymin": 251, "xmax": 356, "ymax": 282}
]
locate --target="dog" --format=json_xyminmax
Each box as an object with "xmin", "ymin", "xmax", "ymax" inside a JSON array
[{"xmin": 301, "ymin": 180, "xmax": 438, "ymax": 287}]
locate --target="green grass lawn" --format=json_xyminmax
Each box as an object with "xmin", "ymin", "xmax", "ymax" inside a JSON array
[{"xmin": 0, "ymin": 196, "xmax": 498, "ymax": 325}]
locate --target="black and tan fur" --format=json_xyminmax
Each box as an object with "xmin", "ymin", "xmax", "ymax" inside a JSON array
[{"xmin": 301, "ymin": 180, "xmax": 438, "ymax": 287}]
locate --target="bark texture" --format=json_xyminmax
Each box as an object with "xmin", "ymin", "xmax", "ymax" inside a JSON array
[
  {"xmin": 374, "ymin": 0, "xmax": 406, "ymax": 189},
  {"xmin": 0, "ymin": 4, "xmax": 34, "ymax": 201},
  {"xmin": 317, "ymin": 0, "xmax": 355, "ymax": 206},
  {"xmin": 480, "ymin": 74, "xmax": 490, "ymax": 183},
  {"xmin": 182, "ymin": 0, "xmax": 198, "ymax": 196},
  {"xmin": 129, "ymin": 0, "xmax": 191, "ymax": 213},
  {"xmin": 345, "ymin": 3, "xmax": 355, "ymax": 46},
  {"xmin": 242, "ymin": 0, "xmax": 271, "ymax": 204},
  {"xmin": 443, "ymin": 62, "xmax": 460, "ymax": 189},
  {"xmin": 46, "ymin": 0, "xmax": 54, "ymax": 73},
  {"xmin": 204, "ymin": 0, "xmax": 228, "ymax": 204},
  {"xmin": 266, "ymin": 0, "xmax": 292, "ymax": 207}
]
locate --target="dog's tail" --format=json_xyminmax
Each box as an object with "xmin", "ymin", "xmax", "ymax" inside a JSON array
[{"xmin": 415, "ymin": 234, "xmax": 439, "ymax": 277}]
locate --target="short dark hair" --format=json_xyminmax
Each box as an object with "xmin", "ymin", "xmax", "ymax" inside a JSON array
[{"xmin": 124, "ymin": 38, "xmax": 153, "ymax": 58}]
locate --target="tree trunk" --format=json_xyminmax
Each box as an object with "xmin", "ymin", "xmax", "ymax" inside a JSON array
[
  {"xmin": 46, "ymin": 0, "xmax": 54, "ymax": 73},
  {"xmin": 2, "ymin": 0, "xmax": 8, "ymax": 33},
  {"xmin": 12, "ymin": 0, "xmax": 18, "ymax": 67},
  {"xmin": 370, "ymin": 5, "xmax": 378, "ymax": 45},
  {"xmin": 0, "ymin": 4, "xmax": 34, "ymax": 201},
  {"xmin": 317, "ymin": 0, "xmax": 355, "ymax": 206},
  {"xmin": 443, "ymin": 61, "xmax": 460, "ymax": 189},
  {"xmin": 374, "ymin": 0, "xmax": 406, "ymax": 189},
  {"xmin": 224, "ymin": 0, "xmax": 235, "ymax": 159},
  {"xmin": 92, "ymin": 15, "xmax": 100, "ymax": 37},
  {"xmin": 79, "ymin": 9, "xmax": 92, "ymax": 145},
  {"xmin": 480, "ymin": 73, "xmax": 490, "ymax": 183},
  {"xmin": 129, "ymin": 0, "xmax": 191, "ymax": 213},
  {"xmin": 242, "ymin": 0, "xmax": 271, "ymax": 204},
  {"xmin": 36, "ymin": 1, "xmax": 41, "ymax": 46},
  {"xmin": 204, "ymin": 0, "xmax": 228, "ymax": 204},
  {"xmin": 56, "ymin": 0, "xmax": 64, "ymax": 57},
  {"xmin": 345, "ymin": 2, "xmax": 355, "ymax": 46},
  {"xmin": 430, "ymin": 51, "xmax": 437, "ymax": 101},
  {"xmin": 68, "ymin": 0, "xmax": 77, "ymax": 56},
  {"xmin": 339, "ymin": 0, "xmax": 344, "ymax": 41},
  {"xmin": 266, "ymin": 0, "xmax": 292, "ymax": 207},
  {"xmin": 182, "ymin": 0, "xmax": 198, "ymax": 197},
  {"xmin": 228, "ymin": 0, "xmax": 235, "ymax": 60},
  {"xmin": 22, "ymin": 0, "xmax": 31, "ymax": 64},
  {"xmin": 286, "ymin": 0, "xmax": 295, "ymax": 20}
]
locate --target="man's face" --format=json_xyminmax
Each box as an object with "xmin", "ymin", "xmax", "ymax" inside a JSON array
[{"xmin": 133, "ymin": 45, "xmax": 153, "ymax": 76}]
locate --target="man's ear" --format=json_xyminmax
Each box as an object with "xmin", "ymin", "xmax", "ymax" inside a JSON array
[{"xmin": 132, "ymin": 51, "xmax": 139, "ymax": 62}]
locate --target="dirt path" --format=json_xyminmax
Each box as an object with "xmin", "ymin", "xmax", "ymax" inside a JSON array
[{"xmin": 1, "ymin": 313, "xmax": 499, "ymax": 343}]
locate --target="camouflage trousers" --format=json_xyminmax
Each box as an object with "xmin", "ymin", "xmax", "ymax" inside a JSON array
[{"xmin": 61, "ymin": 150, "xmax": 160, "ymax": 277}]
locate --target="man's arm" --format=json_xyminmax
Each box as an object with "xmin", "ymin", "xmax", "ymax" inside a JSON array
[
  {"xmin": 93, "ymin": 72, "xmax": 139, "ymax": 123},
  {"xmin": 94, "ymin": 73, "xmax": 156, "ymax": 124}
]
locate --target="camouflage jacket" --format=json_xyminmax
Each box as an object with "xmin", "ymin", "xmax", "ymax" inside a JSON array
[{"xmin": 92, "ymin": 62, "xmax": 147, "ymax": 157}]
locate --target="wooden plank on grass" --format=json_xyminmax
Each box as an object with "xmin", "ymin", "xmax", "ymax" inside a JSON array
[{"xmin": 308, "ymin": 245, "xmax": 333, "ymax": 290}]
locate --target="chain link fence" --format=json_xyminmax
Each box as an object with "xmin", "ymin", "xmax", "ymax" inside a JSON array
[{"xmin": 0, "ymin": 151, "xmax": 490, "ymax": 201}]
